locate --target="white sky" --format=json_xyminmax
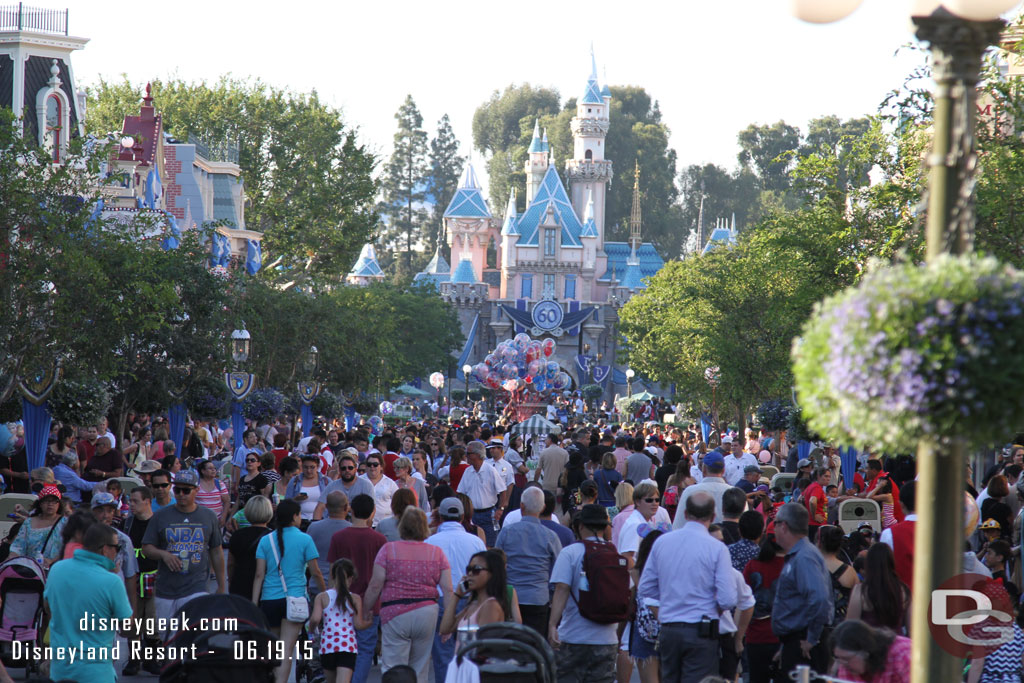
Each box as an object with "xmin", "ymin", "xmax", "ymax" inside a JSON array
[{"xmin": 67, "ymin": 0, "xmax": 933, "ymax": 190}]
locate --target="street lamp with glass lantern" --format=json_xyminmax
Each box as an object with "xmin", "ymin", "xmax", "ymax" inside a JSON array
[
  {"xmin": 789, "ymin": 2, "xmax": 1016, "ymax": 681},
  {"xmin": 230, "ymin": 326, "xmax": 251, "ymax": 365},
  {"xmin": 625, "ymin": 368, "xmax": 635, "ymax": 397}
]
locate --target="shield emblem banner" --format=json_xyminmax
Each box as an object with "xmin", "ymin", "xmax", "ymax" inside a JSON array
[
  {"xmin": 298, "ymin": 381, "xmax": 321, "ymax": 405},
  {"xmin": 592, "ymin": 365, "xmax": 611, "ymax": 385},
  {"xmin": 224, "ymin": 372, "xmax": 255, "ymax": 401},
  {"xmin": 18, "ymin": 361, "xmax": 61, "ymax": 406}
]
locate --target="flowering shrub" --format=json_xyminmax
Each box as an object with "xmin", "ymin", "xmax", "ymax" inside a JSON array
[
  {"xmin": 756, "ymin": 399, "xmax": 791, "ymax": 431},
  {"xmin": 49, "ymin": 378, "xmax": 112, "ymax": 427},
  {"xmin": 243, "ymin": 388, "xmax": 286, "ymax": 422},
  {"xmin": 186, "ymin": 376, "xmax": 231, "ymax": 420},
  {"xmin": 793, "ymin": 254, "xmax": 1024, "ymax": 452}
]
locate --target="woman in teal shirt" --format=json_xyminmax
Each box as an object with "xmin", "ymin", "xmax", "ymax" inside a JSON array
[{"xmin": 253, "ymin": 498, "xmax": 326, "ymax": 683}]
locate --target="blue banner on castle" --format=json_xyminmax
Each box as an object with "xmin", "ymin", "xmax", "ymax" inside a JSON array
[
  {"xmin": 21, "ymin": 398, "xmax": 51, "ymax": 472},
  {"xmin": 700, "ymin": 412, "xmax": 714, "ymax": 444},
  {"xmin": 344, "ymin": 406, "xmax": 356, "ymax": 432},
  {"xmin": 169, "ymin": 402, "xmax": 187, "ymax": 457}
]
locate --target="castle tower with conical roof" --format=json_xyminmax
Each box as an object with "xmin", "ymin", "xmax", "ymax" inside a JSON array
[{"xmin": 565, "ymin": 46, "xmax": 612, "ymax": 251}]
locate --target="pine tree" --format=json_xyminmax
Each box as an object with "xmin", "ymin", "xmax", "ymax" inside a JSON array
[
  {"xmin": 426, "ymin": 113, "xmax": 463, "ymax": 257},
  {"xmin": 382, "ymin": 95, "xmax": 429, "ymax": 272}
]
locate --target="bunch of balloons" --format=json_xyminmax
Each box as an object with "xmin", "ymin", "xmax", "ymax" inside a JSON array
[
  {"xmin": 368, "ymin": 415, "xmax": 383, "ymax": 436},
  {"xmin": 379, "ymin": 401, "xmax": 394, "ymax": 415},
  {"xmin": 469, "ymin": 332, "xmax": 572, "ymax": 394}
]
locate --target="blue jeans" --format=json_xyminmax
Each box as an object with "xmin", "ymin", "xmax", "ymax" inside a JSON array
[
  {"xmin": 432, "ymin": 595, "xmax": 468, "ymax": 683},
  {"xmin": 473, "ymin": 508, "xmax": 497, "ymax": 547},
  {"xmin": 354, "ymin": 614, "xmax": 380, "ymax": 683}
]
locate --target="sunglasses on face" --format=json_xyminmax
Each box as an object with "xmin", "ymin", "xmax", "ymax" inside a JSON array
[
  {"xmin": 152, "ymin": 483, "xmax": 170, "ymax": 489},
  {"xmin": 246, "ymin": 458, "xmax": 259, "ymax": 463},
  {"xmin": 173, "ymin": 487, "xmax": 196, "ymax": 495},
  {"xmin": 643, "ymin": 498, "xmax": 660, "ymax": 504},
  {"xmin": 340, "ymin": 465, "xmax": 356, "ymax": 471},
  {"xmin": 103, "ymin": 542, "xmax": 119, "ymax": 550},
  {"xmin": 465, "ymin": 564, "xmax": 487, "ymax": 576},
  {"xmin": 366, "ymin": 462, "xmax": 381, "ymax": 468}
]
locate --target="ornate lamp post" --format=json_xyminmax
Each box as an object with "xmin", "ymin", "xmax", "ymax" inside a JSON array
[
  {"xmin": 625, "ymin": 368, "xmax": 635, "ymax": 398},
  {"xmin": 225, "ymin": 324, "xmax": 255, "ymax": 455},
  {"xmin": 791, "ymin": 2, "xmax": 1013, "ymax": 680},
  {"xmin": 462, "ymin": 364, "xmax": 472, "ymax": 408},
  {"xmin": 297, "ymin": 345, "xmax": 320, "ymax": 438}
]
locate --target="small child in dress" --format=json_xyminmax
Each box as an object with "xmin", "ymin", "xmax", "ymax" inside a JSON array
[{"xmin": 310, "ymin": 559, "xmax": 370, "ymax": 683}]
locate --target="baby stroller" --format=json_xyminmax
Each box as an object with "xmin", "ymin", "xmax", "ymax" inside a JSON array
[
  {"xmin": 0, "ymin": 556, "xmax": 46, "ymax": 676},
  {"xmin": 160, "ymin": 593, "xmax": 279, "ymax": 682},
  {"xmin": 454, "ymin": 622, "xmax": 556, "ymax": 683}
]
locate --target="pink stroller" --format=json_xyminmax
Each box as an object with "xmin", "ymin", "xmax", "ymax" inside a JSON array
[{"xmin": 0, "ymin": 556, "xmax": 46, "ymax": 676}]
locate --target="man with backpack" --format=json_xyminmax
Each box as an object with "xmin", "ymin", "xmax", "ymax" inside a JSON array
[
  {"xmin": 638, "ymin": 492, "xmax": 738, "ymax": 683},
  {"xmin": 548, "ymin": 504, "xmax": 627, "ymax": 683}
]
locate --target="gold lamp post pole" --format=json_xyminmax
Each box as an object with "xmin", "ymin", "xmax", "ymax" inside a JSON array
[{"xmin": 910, "ymin": 8, "xmax": 1004, "ymax": 682}]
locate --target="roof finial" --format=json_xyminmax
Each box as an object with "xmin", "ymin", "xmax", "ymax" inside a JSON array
[
  {"xmin": 590, "ymin": 43, "xmax": 598, "ymax": 80},
  {"xmin": 533, "ymin": 119, "xmax": 541, "ymax": 140},
  {"xmin": 47, "ymin": 59, "xmax": 61, "ymax": 89},
  {"xmin": 143, "ymin": 82, "xmax": 153, "ymax": 106},
  {"xmin": 629, "ymin": 161, "xmax": 642, "ymax": 252}
]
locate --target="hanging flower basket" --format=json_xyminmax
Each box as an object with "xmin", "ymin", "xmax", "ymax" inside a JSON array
[
  {"xmin": 243, "ymin": 388, "xmax": 286, "ymax": 423},
  {"xmin": 49, "ymin": 378, "xmax": 112, "ymax": 427},
  {"xmin": 755, "ymin": 399, "xmax": 791, "ymax": 431},
  {"xmin": 186, "ymin": 376, "xmax": 231, "ymax": 421},
  {"xmin": 793, "ymin": 254, "xmax": 1024, "ymax": 453}
]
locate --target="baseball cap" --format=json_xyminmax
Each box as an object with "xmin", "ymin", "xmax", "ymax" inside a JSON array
[
  {"xmin": 91, "ymin": 492, "xmax": 117, "ymax": 508},
  {"xmin": 703, "ymin": 452, "xmax": 725, "ymax": 470},
  {"xmin": 721, "ymin": 436, "xmax": 733, "ymax": 445},
  {"xmin": 439, "ymin": 497, "xmax": 464, "ymax": 520},
  {"xmin": 173, "ymin": 470, "xmax": 199, "ymax": 488},
  {"xmin": 38, "ymin": 484, "xmax": 62, "ymax": 500},
  {"xmin": 798, "ymin": 458, "xmax": 812, "ymax": 469},
  {"xmin": 133, "ymin": 460, "xmax": 162, "ymax": 474},
  {"xmin": 755, "ymin": 484, "xmax": 769, "ymax": 493}
]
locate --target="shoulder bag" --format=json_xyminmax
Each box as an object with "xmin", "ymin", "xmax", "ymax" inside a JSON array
[{"xmin": 267, "ymin": 533, "xmax": 309, "ymax": 622}]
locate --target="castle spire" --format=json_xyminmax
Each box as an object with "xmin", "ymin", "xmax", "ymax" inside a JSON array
[
  {"xmin": 629, "ymin": 160, "xmax": 642, "ymax": 253},
  {"xmin": 696, "ymin": 180, "xmax": 706, "ymax": 253}
]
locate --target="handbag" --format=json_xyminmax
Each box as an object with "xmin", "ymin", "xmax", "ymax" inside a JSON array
[
  {"xmin": 267, "ymin": 533, "xmax": 309, "ymax": 622},
  {"xmin": 635, "ymin": 596, "xmax": 660, "ymax": 642}
]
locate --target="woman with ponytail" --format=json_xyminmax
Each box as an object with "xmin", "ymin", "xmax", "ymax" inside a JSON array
[{"xmin": 253, "ymin": 498, "xmax": 326, "ymax": 683}]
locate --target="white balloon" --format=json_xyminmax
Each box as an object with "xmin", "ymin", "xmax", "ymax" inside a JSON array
[
  {"xmin": 789, "ymin": 0, "xmax": 864, "ymax": 23},
  {"xmin": 942, "ymin": 0, "xmax": 1020, "ymax": 21}
]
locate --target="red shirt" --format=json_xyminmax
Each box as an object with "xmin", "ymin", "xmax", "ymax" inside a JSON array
[
  {"xmin": 271, "ymin": 448, "xmax": 289, "ymax": 470},
  {"xmin": 76, "ymin": 440, "xmax": 95, "ymax": 465},
  {"xmin": 449, "ymin": 463, "xmax": 470, "ymax": 490},
  {"xmin": 803, "ymin": 481, "xmax": 827, "ymax": 526},
  {"xmin": 328, "ymin": 526, "xmax": 387, "ymax": 614},
  {"xmin": 743, "ymin": 555, "xmax": 785, "ymax": 643},
  {"xmin": 890, "ymin": 519, "xmax": 916, "ymax": 591},
  {"xmin": 382, "ymin": 451, "xmax": 399, "ymax": 480}
]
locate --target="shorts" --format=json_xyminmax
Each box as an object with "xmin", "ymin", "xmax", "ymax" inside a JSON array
[
  {"xmin": 320, "ymin": 651, "xmax": 357, "ymax": 670},
  {"xmin": 628, "ymin": 619, "xmax": 658, "ymax": 661},
  {"xmin": 259, "ymin": 598, "xmax": 296, "ymax": 628}
]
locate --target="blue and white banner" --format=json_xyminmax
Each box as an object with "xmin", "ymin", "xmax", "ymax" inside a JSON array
[
  {"xmin": 246, "ymin": 239, "xmax": 262, "ymax": 275},
  {"xmin": 592, "ymin": 365, "xmax": 610, "ymax": 385}
]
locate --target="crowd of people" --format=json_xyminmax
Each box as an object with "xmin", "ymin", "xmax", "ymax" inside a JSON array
[{"xmin": 0, "ymin": 407, "xmax": 1021, "ymax": 683}]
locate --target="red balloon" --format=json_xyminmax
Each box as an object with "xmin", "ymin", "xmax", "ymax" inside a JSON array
[{"xmin": 524, "ymin": 375, "xmax": 533, "ymax": 384}]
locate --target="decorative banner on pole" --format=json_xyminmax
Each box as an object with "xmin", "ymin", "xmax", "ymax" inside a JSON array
[
  {"xmin": 592, "ymin": 365, "xmax": 611, "ymax": 385},
  {"xmin": 574, "ymin": 354, "xmax": 591, "ymax": 388},
  {"xmin": 20, "ymin": 398, "xmax": 51, "ymax": 471},
  {"xmin": 18, "ymin": 362, "xmax": 60, "ymax": 405},
  {"xmin": 301, "ymin": 404, "xmax": 314, "ymax": 438},
  {"xmin": 169, "ymin": 402, "xmax": 187, "ymax": 458}
]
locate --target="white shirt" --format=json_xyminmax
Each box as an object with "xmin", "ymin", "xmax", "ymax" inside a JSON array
[
  {"xmin": 617, "ymin": 509, "xmax": 648, "ymax": 556},
  {"xmin": 457, "ymin": 461, "xmax": 508, "ymax": 510},
  {"xmin": 364, "ymin": 474, "xmax": 399, "ymax": 523},
  {"xmin": 724, "ymin": 452, "xmax": 759, "ymax": 486},
  {"xmin": 718, "ymin": 568, "xmax": 756, "ymax": 634},
  {"xmin": 880, "ymin": 513, "xmax": 918, "ymax": 548},
  {"xmin": 491, "ymin": 457, "xmax": 516, "ymax": 488},
  {"xmin": 546, "ymin": 405, "xmax": 557, "ymax": 420}
]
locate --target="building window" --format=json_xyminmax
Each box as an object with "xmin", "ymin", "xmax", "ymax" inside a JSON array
[
  {"xmin": 521, "ymin": 274, "xmax": 533, "ymax": 299},
  {"xmin": 585, "ymin": 150, "xmax": 592, "ymax": 160},
  {"xmin": 543, "ymin": 274, "xmax": 555, "ymax": 297},
  {"xmin": 565, "ymin": 275, "xmax": 576, "ymax": 300},
  {"xmin": 45, "ymin": 95, "xmax": 60, "ymax": 162},
  {"xmin": 544, "ymin": 229, "xmax": 556, "ymax": 257}
]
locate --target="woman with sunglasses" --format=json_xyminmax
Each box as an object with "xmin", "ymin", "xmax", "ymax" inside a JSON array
[
  {"xmin": 196, "ymin": 460, "xmax": 231, "ymax": 529},
  {"xmin": 615, "ymin": 482, "xmax": 661, "ymax": 569},
  {"xmin": 440, "ymin": 549, "xmax": 510, "ymax": 641},
  {"xmin": 427, "ymin": 438, "xmax": 447, "ymax": 478},
  {"xmin": 233, "ymin": 451, "xmax": 272, "ymax": 522}
]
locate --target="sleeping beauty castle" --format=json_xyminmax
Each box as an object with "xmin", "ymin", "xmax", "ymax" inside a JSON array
[{"xmin": 350, "ymin": 57, "xmax": 666, "ymax": 397}]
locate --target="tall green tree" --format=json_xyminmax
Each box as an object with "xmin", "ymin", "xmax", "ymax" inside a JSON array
[
  {"xmin": 86, "ymin": 76, "xmax": 379, "ymax": 288},
  {"xmin": 427, "ymin": 113, "xmax": 464, "ymax": 257},
  {"xmin": 381, "ymin": 95, "xmax": 429, "ymax": 278},
  {"xmin": 737, "ymin": 120, "xmax": 801, "ymax": 195}
]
